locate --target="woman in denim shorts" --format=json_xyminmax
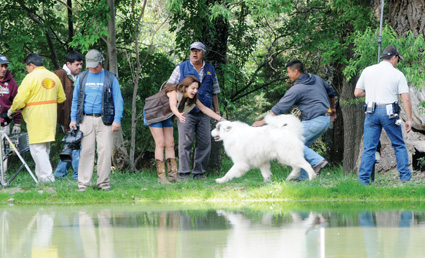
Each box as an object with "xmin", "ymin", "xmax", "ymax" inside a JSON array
[{"xmin": 144, "ymin": 76, "xmax": 223, "ymax": 184}]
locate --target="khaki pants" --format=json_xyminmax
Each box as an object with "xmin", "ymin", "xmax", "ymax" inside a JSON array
[
  {"xmin": 78, "ymin": 116, "xmax": 113, "ymax": 190},
  {"xmin": 29, "ymin": 142, "xmax": 55, "ymax": 183}
]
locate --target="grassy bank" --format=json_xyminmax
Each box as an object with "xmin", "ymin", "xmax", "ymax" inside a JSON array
[{"xmin": 1, "ymin": 158, "xmax": 425, "ymax": 205}]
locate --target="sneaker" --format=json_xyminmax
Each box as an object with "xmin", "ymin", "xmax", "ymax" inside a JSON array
[
  {"xmin": 78, "ymin": 187, "xmax": 86, "ymax": 192},
  {"xmin": 313, "ymin": 160, "xmax": 328, "ymax": 175},
  {"xmin": 178, "ymin": 173, "xmax": 191, "ymax": 181},
  {"xmin": 193, "ymin": 173, "xmax": 206, "ymax": 180}
]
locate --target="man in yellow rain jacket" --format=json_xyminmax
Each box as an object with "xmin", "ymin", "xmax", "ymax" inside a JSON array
[{"xmin": 8, "ymin": 53, "xmax": 66, "ymax": 183}]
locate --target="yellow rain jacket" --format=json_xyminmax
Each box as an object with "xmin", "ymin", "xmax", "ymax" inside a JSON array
[{"xmin": 11, "ymin": 67, "xmax": 66, "ymax": 144}]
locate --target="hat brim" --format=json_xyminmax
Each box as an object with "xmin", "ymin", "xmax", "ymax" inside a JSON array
[
  {"xmin": 380, "ymin": 53, "xmax": 404, "ymax": 61},
  {"xmin": 86, "ymin": 61, "xmax": 99, "ymax": 68}
]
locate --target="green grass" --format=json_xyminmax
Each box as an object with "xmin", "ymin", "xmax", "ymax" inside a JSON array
[{"xmin": 2, "ymin": 157, "xmax": 425, "ymax": 206}]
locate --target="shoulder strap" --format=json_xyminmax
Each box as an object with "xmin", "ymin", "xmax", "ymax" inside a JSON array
[
  {"xmin": 158, "ymin": 81, "xmax": 167, "ymax": 92},
  {"xmin": 78, "ymin": 70, "xmax": 89, "ymax": 89},
  {"xmin": 103, "ymin": 70, "xmax": 115, "ymax": 89}
]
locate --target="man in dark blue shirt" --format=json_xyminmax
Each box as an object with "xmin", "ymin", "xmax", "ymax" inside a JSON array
[{"xmin": 254, "ymin": 60, "xmax": 336, "ymax": 180}]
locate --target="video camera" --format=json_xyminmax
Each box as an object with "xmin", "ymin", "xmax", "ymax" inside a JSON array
[
  {"xmin": 59, "ymin": 127, "xmax": 83, "ymax": 162},
  {"xmin": 0, "ymin": 110, "xmax": 12, "ymax": 127}
]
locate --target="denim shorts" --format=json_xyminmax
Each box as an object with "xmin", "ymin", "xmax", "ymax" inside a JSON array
[{"xmin": 143, "ymin": 109, "xmax": 173, "ymax": 128}]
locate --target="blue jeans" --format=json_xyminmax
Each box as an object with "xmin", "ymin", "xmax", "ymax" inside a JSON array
[
  {"xmin": 358, "ymin": 108, "xmax": 411, "ymax": 185},
  {"xmin": 298, "ymin": 116, "xmax": 330, "ymax": 180},
  {"xmin": 54, "ymin": 126, "xmax": 80, "ymax": 180}
]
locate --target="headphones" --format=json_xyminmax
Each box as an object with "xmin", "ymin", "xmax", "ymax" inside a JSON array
[
  {"xmin": 96, "ymin": 50, "xmax": 105, "ymax": 65},
  {"xmin": 100, "ymin": 52, "xmax": 105, "ymax": 64}
]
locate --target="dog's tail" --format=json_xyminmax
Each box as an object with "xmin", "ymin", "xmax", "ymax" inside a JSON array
[{"xmin": 265, "ymin": 114, "xmax": 304, "ymax": 141}]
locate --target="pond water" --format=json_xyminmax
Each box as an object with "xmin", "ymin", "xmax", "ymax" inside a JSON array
[{"xmin": 1, "ymin": 203, "xmax": 425, "ymax": 258}]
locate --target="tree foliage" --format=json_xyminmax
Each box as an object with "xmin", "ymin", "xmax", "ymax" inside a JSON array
[
  {"xmin": 345, "ymin": 26, "xmax": 425, "ymax": 88},
  {"xmin": 68, "ymin": 0, "xmax": 110, "ymax": 52}
]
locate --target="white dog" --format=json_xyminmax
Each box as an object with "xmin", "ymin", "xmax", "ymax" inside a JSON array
[{"xmin": 211, "ymin": 114, "xmax": 316, "ymax": 183}]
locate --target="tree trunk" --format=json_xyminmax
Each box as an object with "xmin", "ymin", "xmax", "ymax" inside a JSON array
[
  {"xmin": 203, "ymin": 8, "xmax": 229, "ymax": 174},
  {"xmin": 340, "ymin": 77, "xmax": 365, "ymax": 173},
  {"xmin": 107, "ymin": 0, "xmax": 118, "ymax": 77},
  {"xmin": 324, "ymin": 105, "xmax": 344, "ymax": 164},
  {"xmin": 106, "ymin": 0, "xmax": 128, "ymax": 170},
  {"xmin": 67, "ymin": 0, "xmax": 74, "ymax": 49},
  {"xmin": 129, "ymin": 0, "xmax": 148, "ymax": 171},
  {"xmin": 386, "ymin": 0, "xmax": 425, "ymax": 37},
  {"xmin": 386, "ymin": 0, "xmax": 425, "ymax": 173}
]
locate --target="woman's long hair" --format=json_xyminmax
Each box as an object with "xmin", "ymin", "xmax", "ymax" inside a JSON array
[{"xmin": 163, "ymin": 76, "xmax": 200, "ymax": 106}]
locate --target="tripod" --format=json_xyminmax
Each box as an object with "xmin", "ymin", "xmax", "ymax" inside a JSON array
[{"xmin": 0, "ymin": 132, "xmax": 38, "ymax": 187}]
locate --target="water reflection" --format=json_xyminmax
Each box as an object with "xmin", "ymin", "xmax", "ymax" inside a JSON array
[
  {"xmin": 1, "ymin": 205, "xmax": 425, "ymax": 258},
  {"xmin": 360, "ymin": 211, "xmax": 413, "ymax": 257},
  {"xmin": 216, "ymin": 210, "xmax": 328, "ymax": 258},
  {"xmin": 79, "ymin": 209, "xmax": 114, "ymax": 258}
]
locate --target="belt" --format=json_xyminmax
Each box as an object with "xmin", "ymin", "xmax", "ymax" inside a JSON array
[
  {"xmin": 84, "ymin": 113, "xmax": 101, "ymax": 117},
  {"xmin": 376, "ymin": 103, "xmax": 392, "ymax": 108},
  {"xmin": 321, "ymin": 112, "xmax": 331, "ymax": 117}
]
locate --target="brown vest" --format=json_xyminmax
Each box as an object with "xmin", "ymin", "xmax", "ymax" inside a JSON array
[
  {"xmin": 54, "ymin": 68, "xmax": 74, "ymax": 133},
  {"xmin": 144, "ymin": 89, "xmax": 173, "ymax": 124}
]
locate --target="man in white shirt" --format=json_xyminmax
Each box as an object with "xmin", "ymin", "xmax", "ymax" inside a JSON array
[{"xmin": 354, "ymin": 45, "xmax": 412, "ymax": 185}]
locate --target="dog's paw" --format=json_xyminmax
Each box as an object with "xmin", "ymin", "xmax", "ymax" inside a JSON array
[
  {"xmin": 286, "ymin": 174, "xmax": 299, "ymax": 181},
  {"xmin": 309, "ymin": 173, "xmax": 317, "ymax": 181},
  {"xmin": 263, "ymin": 176, "xmax": 272, "ymax": 182},
  {"xmin": 215, "ymin": 177, "xmax": 227, "ymax": 184}
]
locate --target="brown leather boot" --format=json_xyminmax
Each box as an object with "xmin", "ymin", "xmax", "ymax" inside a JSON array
[
  {"xmin": 156, "ymin": 159, "xmax": 170, "ymax": 184},
  {"xmin": 166, "ymin": 158, "xmax": 180, "ymax": 183}
]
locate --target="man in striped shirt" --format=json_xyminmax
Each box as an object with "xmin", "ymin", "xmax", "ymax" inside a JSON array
[{"xmin": 167, "ymin": 42, "xmax": 220, "ymax": 180}]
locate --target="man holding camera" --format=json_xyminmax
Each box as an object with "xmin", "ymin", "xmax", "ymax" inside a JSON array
[
  {"xmin": 8, "ymin": 53, "xmax": 65, "ymax": 183},
  {"xmin": 0, "ymin": 55, "xmax": 21, "ymax": 132},
  {"xmin": 354, "ymin": 45, "xmax": 412, "ymax": 185},
  {"xmin": 0, "ymin": 54, "xmax": 22, "ymax": 173},
  {"xmin": 54, "ymin": 51, "xmax": 83, "ymax": 180},
  {"xmin": 70, "ymin": 49, "xmax": 123, "ymax": 192}
]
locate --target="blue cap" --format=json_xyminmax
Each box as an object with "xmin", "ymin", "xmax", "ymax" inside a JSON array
[
  {"xmin": 0, "ymin": 55, "xmax": 10, "ymax": 64},
  {"xmin": 190, "ymin": 42, "xmax": 206, "ymax": 53}
]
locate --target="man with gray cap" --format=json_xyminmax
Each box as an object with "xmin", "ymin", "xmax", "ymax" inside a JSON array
[
  {"xmin": 167, "ymin": 42, "xmax": 220, "ymax": 180},
  {"xmin": 354, "ymin": 45, "xmax": 412, "ymax": 185},
  {"xmin": 70, "ymin": 49, "xmax": 124, "ymax": 192}
]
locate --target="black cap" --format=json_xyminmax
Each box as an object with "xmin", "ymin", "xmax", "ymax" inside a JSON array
[{"xmin": 381, "ymin": 45, "xmax": 404, "ymax": 61}]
